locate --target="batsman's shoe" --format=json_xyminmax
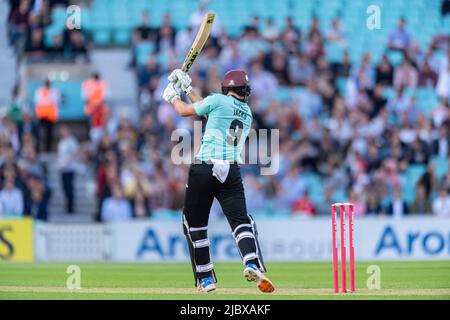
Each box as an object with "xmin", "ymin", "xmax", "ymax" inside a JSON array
[
  {"xmin": 197, "ymin": 276, "xmax": 216, "ymax": 293},
  {"xmin": 244, "ymin": 264, "xmax": 275, "ymax": 293}
]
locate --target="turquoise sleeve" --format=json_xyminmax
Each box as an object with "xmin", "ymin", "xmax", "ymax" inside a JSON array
[{"xmin": 194, "ymin": 94, "xmax": 219, "ymax": 116}]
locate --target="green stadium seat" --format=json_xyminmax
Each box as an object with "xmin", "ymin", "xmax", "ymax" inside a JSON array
[
  {"xmin": 271, "ymin": 87, "xmax": 292, "ymax": 103},
  {"xmin": 326, "ymin": 43, "xmax": 346, "ymax": 64},
  {"xmin": 386, "ymin": 50, "xmax": 405, "ymax": 67},
  {"xmin": 336, "ymin": 77, "xmax": 347, "ymax": 96},
  {"xmin": 407, "ymin": 164, "xmax": 426, "ymax": 184},
  {"xmin": 151, "ymin": 210, "xmax": 181, "ymax": 221},
  {"xmin": 432, "ymin": 156, "xmax": 448, "ymax": 179},
  {"xmin": 114, "ymin": 29, "xmax": 132, "ymax": 45},
  {"xmin": 400, "ymin": 174, "xmax": 415, "ymax": 204},
  {"xmin": 93, "ymin": 30, "xmax": 111, "ymax": 45},
  {"xmin": 136, "ymin": 42, "xmax": 156, "ymax": 66},
  {"xmin": 303, "ymin": 173, "xmax": 324, "ymax": 205}
]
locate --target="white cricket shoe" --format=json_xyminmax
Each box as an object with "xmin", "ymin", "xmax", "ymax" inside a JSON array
[{"xmin": 244, "ymin": 264, "xmax": 275, "ymax": 293}]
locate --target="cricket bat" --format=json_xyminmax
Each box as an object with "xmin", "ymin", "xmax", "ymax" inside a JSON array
[{"xmin": 181, "ymin": 12, "xmax": 216, "ymax": 73}]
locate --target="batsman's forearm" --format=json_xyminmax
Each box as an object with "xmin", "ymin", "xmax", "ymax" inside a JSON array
[
  {"xmin": 187, "ymin": 91, "xmax": 203, "ymax": 103},
  {"xmin": 172, "ymin": 99, "xmax": 186, "ymax": 114},
  {"xmin": 172, "ymin": 99, "xmax": 196, "ymax": 117}
]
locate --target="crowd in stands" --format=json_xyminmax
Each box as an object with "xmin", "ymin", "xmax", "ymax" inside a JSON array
[
  {"xmin": 127, "ymin": 5, "xmax": 450, "ymax": 220},
  {"xmin": 7, "ymin": 0, "xmax": 89, "ymax": 62},
  {"xmin": 2, "ymin": 1, "xmax": 450, "ymax": 221},
  {"xmin": 0, "ymin": 83, "xmax": 52, "ymax": 220}
]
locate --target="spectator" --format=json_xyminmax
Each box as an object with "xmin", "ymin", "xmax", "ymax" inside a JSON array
[
  {"xmin": 366, "ymin": 190, "xmax": 382, "ymax": 215},
  {"xmin": 411, "ymin": 184, "xmax": 432, "ymax": 214},
  {"xmin": 18, "ymin": 110, "xmax": 39, "ymax": 144},
  {"xmin": 432, "ymin": 123, "xmax": 450, "ymax": 157},
  {"xmin": 387, "ymin": 86, "xmax": 412, "ymax": 119},
  {"xmin": 352, "ymin": 53, "xmax": 375, "ymax": 90},
  {"xmin": 249, "ymin": 61, "xmax": 278, "ymax": 100},
  {"xmin": 265, "ymin": 50, "xmax": 290, "ymax": 85},
  {"xmin": 189, "ymin": 2, "xmax": 208, "ymax": 31},
  {"xmin": 9, "ymin": 0, "xmax": 31, "ymax": 51},
  {"xmin": 24, "ymin": 27, "xmax": 46, "ymax": 61},
  {"xmin": 386, "ymin": 187, "xmax": 409, "ymax": 217},
  {"xmin": 175, "ymin": 26, "xmax": 194, "ymax": 58},
  {"xmin": 66, "ymin": 30, "xmax": 89, "ymax": 62},
  {"xmin": 6, "ymin": 85, "xmax": 25, "ymax": 125},
  {"xmin": 326, "ymin": 17, "xmax": 346, "ymax": 45},
  {"xmin": 394, "ymin": 58, "xmax": 418, "ymax": 89},
  {"xmin": 292, "ymin": 190, "xmax": 315, "ymax": 216},
  {"xmin": 220, "ymin": 38, "xmax": 247, "ymax": 71},
  {"xmin": 261, "ymin": 18, "xmax": 279, "ymax": 41},
  {"xmin": 243, "ymin": 174, "xmax": 266, "ymax": 213},
  {"xmin": 279, "ymin": 17, "xmax": 301, "ymax": 55},
  {"xmin": 315, "ymin": 186, "xmax": 334, "ymax": 215},
  {"xmin": 156, "ymin": 14, "xmax": 176, "ymax": 52},
  {"xmin": 387, "ymin": 17, "xmax": 411, "ymax": 51},
  {"xmin": 432, "ymin": 185, "xmax": 450, "ymax": 217},
  {"xmin": 82, "ymin": 73, "xmax": 109, "ymax": 146},
  {"xmin": 347, "ymin": 189, "xmax": 367, "ymax": 217},
  {"xmin": 0, "ymin": 173, "xmax": 24, "ymax": 218},
  {"xmin": 376, "ymin": 55, "xmax": 394, "ymax": 86},
  {"xmin": 133, "ymin": 11, "xmax": 158, "ymax": 43},
  {"xmin": 34, "ymin": 79, "xmax": 60, "ymax": 152},
  {"xmin": 418, "ymin": 162, "xmax": 437, "ymax": 198},
  {"xmin": 277, "ymin": 167, "xmax": 306, "ymax": 210},
  {"xmin": 101, "ymin": 185, "xmax": 133, "ymax": 221},
  {"xmin": 57, "ymin": 126, "xmax": 79, "ymax": 214},
  {"xmin": 418, "ymin": 61, "xmax": 438, "ymax": 87},
  {"xmin": 48, "ymin": 34, "xmax": 64, "ymax": 60},
  {"xmin": 436, "ymin": 53, "xmax": 450, "ymax": 99},
  {"xmin": 25, "ymin": 174, "xmax": 50, "ymax": 221},
  {"xmin": 290, "ymin": 54, "xmax": 315, "ymax": 86},
  {"xmin": 244, "ymin": 15, "xmax": 261, "ymax": 34},
  {"xmin": 442, "ymin": 0, "xmax": 450, "ymax": 16},
  {"xmin": 403, "ymin": 137, "xmax": 430, "ymax": 165},
  {"xmin": 330, "ymin": 50, "xmax": 351, "ymax": 78}
]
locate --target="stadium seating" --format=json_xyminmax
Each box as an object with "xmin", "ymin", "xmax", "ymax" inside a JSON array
[
  {"xmin": 40, "ymin": 0, "xmax": 446, "ymax": 58},
  {"xmin": 32, "ymin": 0, "xmax": 448, "ymax": 209}
]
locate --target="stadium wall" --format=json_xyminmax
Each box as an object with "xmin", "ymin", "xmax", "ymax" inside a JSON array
[{"xmin": 3, "ymin": 217, "xmax": 444, "ymax": 262}]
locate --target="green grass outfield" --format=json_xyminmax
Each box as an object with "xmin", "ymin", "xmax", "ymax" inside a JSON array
[{"xmin": 0, "ymin": 261, "xmax": 449, "ymax": 300}]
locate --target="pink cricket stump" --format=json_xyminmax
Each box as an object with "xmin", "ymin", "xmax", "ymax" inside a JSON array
[
  {"xmin": 339, "ymin": 204, "xmax": 347, "ymax": 293},
  {"xmin": 348, "ymin": 204, "xmax": 355, "ymax": 292},
  {"xmin": 331, "ymin": 204, "xmax": 339, "ymax": 293}
]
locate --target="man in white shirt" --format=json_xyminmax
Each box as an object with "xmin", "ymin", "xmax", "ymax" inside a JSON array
[
  {"xmin": 57, "ymin": 125, "xmax": 79, "ymax": 214},
  {"xmin": 436, "ymin": 63, "xmax": 449, "ymax": 99},
  {"xmin": 0, "ymin": 180, "xmax": 24, "ymax": 218},
  {"xmin": 101, "ymin": 185, "xmax": 132, "ymax": 222},
  {"xmin": 432, "ymin": 186, "xmax": 450, "ymax": 217}
]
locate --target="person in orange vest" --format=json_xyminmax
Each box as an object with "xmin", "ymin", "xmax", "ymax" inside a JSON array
[
  {"xmin": 34, "ymin": 79, "xmax": 60, "ymax": 152},
  {"xmin": 82, "ymin": 72, "xmax": 109, "ymax": 146}
]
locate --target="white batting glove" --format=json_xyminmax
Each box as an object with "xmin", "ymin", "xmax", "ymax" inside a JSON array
[
  {"xmin": 162, "ymin": 82, "xmax": 181, "ymax": 104},
  {"xmin": 168, "ymin": 69, "xmax": 193, "ymax": 95}
]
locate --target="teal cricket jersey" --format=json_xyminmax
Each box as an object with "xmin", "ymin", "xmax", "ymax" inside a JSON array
[{"xmin": 193, "ymin": 93, "xmax": 252, "ymax": 163}]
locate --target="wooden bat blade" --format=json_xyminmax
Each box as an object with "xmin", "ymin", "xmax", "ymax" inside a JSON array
[{"xmin": 181, "ymin": 13, "xmax": 216, "ymax": 73}]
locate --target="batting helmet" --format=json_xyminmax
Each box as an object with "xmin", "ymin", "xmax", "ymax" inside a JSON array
[{"xmin": 221, "ymin": 70, "xmax": 251, "ymax": 101}]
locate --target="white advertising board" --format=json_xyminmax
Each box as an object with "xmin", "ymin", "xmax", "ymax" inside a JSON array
[{"xmin": 109, "ymin": 217, "xmax": 450, "ymax": 262}]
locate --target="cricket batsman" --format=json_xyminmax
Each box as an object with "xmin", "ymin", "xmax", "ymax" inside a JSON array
[{"xmin": 162, "ymin": 69, "xmax": 275, "ymax": 293}]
